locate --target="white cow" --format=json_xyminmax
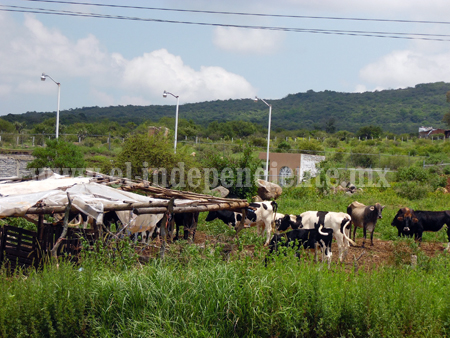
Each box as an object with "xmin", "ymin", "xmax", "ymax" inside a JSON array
[
  {"xmin": 116, "ymin": 210, "xmax": 165, "ymax": 244},
  {"xmin": 300, "ymin": 211, "xmax": 355, "ymax": 262}
]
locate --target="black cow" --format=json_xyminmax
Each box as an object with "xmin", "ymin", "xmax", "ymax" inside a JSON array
[
  {"xmin": 205, "ymin": 201, "xmax": 277, "ymax": 245},
  {"xmin": 274, "ymin": 213, "xmax": 302, "ymax": 232},
  {"xmin": 205, "ymin": 209, "xmax": 256, "ymax": 228},
  {"xmin": 173, "ymin": 212, "xmax": 199, "ymax": 242},
  {"xmin": 266, "ymin": 227, "xmax": 334, "ymax": 264},
  {"xmin": 392, "ymin": 207, "xmax": 450, "ymax": 250}
]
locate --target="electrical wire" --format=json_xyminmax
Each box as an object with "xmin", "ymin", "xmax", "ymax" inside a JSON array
[
  {"xmin": 19, "ymin": 0, "xmax": 450, "ymax": 26},
  {"xmin": 1, "ymin": 4, "xmax": 450, "ymax": 42}
]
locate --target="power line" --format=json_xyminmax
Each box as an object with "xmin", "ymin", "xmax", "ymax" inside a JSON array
[
  {"xmin": 2, "ymin": 5, "xmax": 450, "ymax": 42},
  {"xmin": 19, "ymin": 0, "xmax": 450, "ymax": 26}
]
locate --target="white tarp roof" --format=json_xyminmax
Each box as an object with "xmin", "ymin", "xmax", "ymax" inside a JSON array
[
  {"xmin": 0, "ymin": 178, "xmax": 197, "ymax": 233},
  {"xmin": 0, "ymin": 174, "xmax": 91, "ymax": 196}
]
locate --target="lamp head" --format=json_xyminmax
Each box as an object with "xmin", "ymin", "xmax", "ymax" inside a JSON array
[
  {"xmin": 41, "ymin": 73, "xmax": 47, "ymax": 81},
  {"xmin": 163, "ymin": 91, "xmax": 167, "ymax": 98}
]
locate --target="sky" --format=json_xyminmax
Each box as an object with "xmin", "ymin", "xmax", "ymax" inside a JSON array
[{"xmin": 1, "ymin": 0, "xmax": 450, "ymax": 116}]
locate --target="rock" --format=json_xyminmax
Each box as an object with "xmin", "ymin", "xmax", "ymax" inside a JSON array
[
  {"xmin": 256, "ymin": 179, "xmax": 282, "ymax": 200},
  {"xmin": 211, "ymin": 186, "xmax": 229, "ymax": 198}
]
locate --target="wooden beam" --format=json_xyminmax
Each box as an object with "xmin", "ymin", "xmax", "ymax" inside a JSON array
[
  {"xmin": 134, "ymin": 201, "xmax": 249, "ymax": 215},
  {"xmin": 26, "ymin": 200, "xmax": 249, "ymax": 216}
]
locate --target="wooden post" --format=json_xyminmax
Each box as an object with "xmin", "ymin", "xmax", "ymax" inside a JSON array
[
  {"xmin": 411, "ymin": 255, "xmax": 417, "ymax": 268},
  {"xmin": 37, "ymin": 214, "xmax": 44, "ymax": 241},
  {"xmin": 235, "ymin": 208, "xmax": 247, "ymax": 235},
  {"xmin": 159, "ymin": 198, "xmax": 174, "ymax": 259},
  {"xmin": 353, "ymin": 251, "xmax": 365, "ymax": 273},
  {"xmin": 50, "ymin": 193, "xmax": 72, "ymax": 267}
]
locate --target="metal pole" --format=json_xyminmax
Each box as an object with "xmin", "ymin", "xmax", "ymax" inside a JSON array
[
  {"xmin": 265, "ymin": 104, "xmax": 272, "ymax": 181},
  {"xmin": 56, "ymin": 83, "xmax": 60, "ymax": 139},
  {"xmin": 174, "ymin": 96, "xmax": 179, "ymax": 153},
  {"xmin": 255, "ymin": 97, "xmax": 272, "ymax": 182}
]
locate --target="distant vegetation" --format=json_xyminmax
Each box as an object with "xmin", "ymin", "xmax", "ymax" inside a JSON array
[{"xmin": 2, "ymin": 82, "xmax": 450, "ymax": 134}]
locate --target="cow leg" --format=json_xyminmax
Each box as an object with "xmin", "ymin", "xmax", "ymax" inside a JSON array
[
  {"xmin": 326, "ymin": 246, "xmax": 332, "ymax": 269},
  {"xmin": 352, "ymin": 223, "xmax": 357, "ymax": 242},
  {"xmin": 362, "ymin": 227, "xmax": 366, "ymax": 248},
  {"xmin": 445, "ymin": 227, "xmax": 450, "ymax": 251},
  {"xmin": 264, "ymin": 221, "xmax": 272, "ymax": 246},
  {"xmin": 314, "ymin": 242, "xmax": 319, "ymax": 263},
  {"xmin": 334, "ymin": 231, "xmax": 345, "ymax": 262},
  {"xmin": 370, "ymin": 230, "xmax": 374, "ymax": 246}
]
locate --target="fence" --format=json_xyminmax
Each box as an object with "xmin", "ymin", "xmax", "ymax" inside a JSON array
[{"xmin": 0, "ymin": 225, "xmax": 98, "ymax": 270}]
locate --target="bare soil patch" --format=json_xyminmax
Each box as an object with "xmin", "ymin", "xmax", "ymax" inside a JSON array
[{"xmin": 141, "ymin": 229, "xmax": 448, "ymax": 271}]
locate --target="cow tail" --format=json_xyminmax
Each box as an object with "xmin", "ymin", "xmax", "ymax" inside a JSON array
[
  {"xmin": 342, "ymin": 218, "xmax": 357, "ymax": 246},
  {"xmin": 270, "ymin": 201, "xmax": 278, "ymax": 231},
  {"xmin": 271, "ymin": 201, "xmax": 278, "ymax": 214},
  {"xmin": 318, "ymin": 224, "xmax": 328, "ymax": 236}
]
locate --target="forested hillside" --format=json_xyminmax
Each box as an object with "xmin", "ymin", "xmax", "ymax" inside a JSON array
[{"xmin": 3, "ymin": 82, "xmax": 450, "ymax": 133}]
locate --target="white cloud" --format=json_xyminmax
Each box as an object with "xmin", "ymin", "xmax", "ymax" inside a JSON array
[
  {"xmin": 90, "ymin": 89, "xmax": 115, "ymax": 107},
  {"xmin": 121, "ymin": 49, "xmax": 256, "ymax": 102},
  {"xmin": 0, "ymin": 14, "xmax": 256, "ymax": 108},
  {"xmin": 213, "ymin": 27, "xmax": 284, "ymax": 54},
  {"xmin": 358, "ymin": 49, "xmax": 450, "ymax": 89},
  {"xmin": 264, "ymin": 0, "xmax": 450, "ymax": 17}
]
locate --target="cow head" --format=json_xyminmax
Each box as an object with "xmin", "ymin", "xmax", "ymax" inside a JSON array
[
  {"xmin": 391, "ymin": 207, "xmax": 418, "ymax": 235},
  {"xmin": 369, "ymin": 203, "xmax": 385, "ymax": 219},
  {"xmin": 276, "ymin": 214, "xmax": 302, "ymax": 232},
  {"xmin": 205, "ymin": 211, "xmax": 218, "ymax": 222}
]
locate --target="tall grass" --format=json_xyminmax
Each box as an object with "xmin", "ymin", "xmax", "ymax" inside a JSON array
[
  {"xmin": 2, "ymin": 246, "xmax": 450, "ymax": 337},
  {"xmin": 3, "ymin": 188, "xmax": 450, "ymax": 337}
]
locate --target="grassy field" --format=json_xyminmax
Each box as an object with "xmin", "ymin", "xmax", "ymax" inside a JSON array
[{"xmin": 2, "ymin": 187, "xmax": 450, "ymax": 337}]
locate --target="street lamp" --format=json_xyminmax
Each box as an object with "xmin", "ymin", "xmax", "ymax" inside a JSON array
[
  {"xmin": 255, "ymin": 96, "xmax": 272, "ymax": 182},
  {"xmin": 41, "ymin": 73, "xmax": 61, "ymax": 139},
  {"xmin": 163, "ymin": 90, "xmax": 179, "ymax": 153}
]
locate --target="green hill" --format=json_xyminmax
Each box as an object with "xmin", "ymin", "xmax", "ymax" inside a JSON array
[{"xmin": 3, "ymin": 82, "xmax": 450, "ymax": 134}]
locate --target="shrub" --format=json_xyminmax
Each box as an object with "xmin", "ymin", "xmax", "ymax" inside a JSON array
[
  {"xmin": 394, "ymin": 181, "xmax": 433, "ymax": 200},
  {"xmin": 115, "ymin": 134, "xmax": 203, "ymax": 191},
  {"xmin": 200, "ymin": 145, "xmax": 260, "ymax": 199},
  {"xmin": 349, "ymin": 145, "xmax": 379, "ymax": 168},
  {"xmin": 27, "ymin": 139, "xmax": 85, "ymax": 175},
  {"xmin": 276, "ymin": 141, "xmax": 291, "ymax": 152}
]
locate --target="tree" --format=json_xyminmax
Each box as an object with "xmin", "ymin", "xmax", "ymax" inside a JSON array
[
  {"xmin": 115, "ymin": 134, "xmax": 202, "ymax": 191},
  {"xmin": 0, "ymin": 118, "xmax": 14, "ymax": 132},
  {"xmin": 27, "ymin": 139, "xmax": 85, "ymax": 174},
  {"xmin": 325, "ymin": 118, "xmax": 336, "ymax": 134},
  {"xmin": 356, "ymin": 125, "xmax": 383, "ymax": 139},
  {"xmin": 14, "ymin": 121, "xmax": 26, "ymax": 134},
  {"xmin": 443, "ymin": 90, "xmax": 450, "ymax": 127},
  {"xmin": 199, "ymin": 145, "xmax": 261, "ymax": 199}
]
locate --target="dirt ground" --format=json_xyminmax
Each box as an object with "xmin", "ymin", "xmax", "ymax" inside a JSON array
[{"xmin": 142, "ymin": 229, "xmax": 448, "ymax": 271}]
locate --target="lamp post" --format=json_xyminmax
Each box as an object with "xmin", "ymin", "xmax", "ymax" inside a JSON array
[
  {"xmin": 163, "ymin": 90, "xmax": 179, "ymax": 153},
  {"xmin": 41, "ymin": 73, "xmax": 61, "ymax": 139},
  {"xmin": 255, "ymin": 96, "xmax": 272, "ymax": 182}
]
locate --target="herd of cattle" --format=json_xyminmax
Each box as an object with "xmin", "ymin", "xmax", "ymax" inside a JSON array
[
  {"xmin": 204, "ymin": 200, "xmax": 450, "ymax": 264},
  {"xmin": 98, "ymin": 199, "xmax": 450, "ymax": 263}
]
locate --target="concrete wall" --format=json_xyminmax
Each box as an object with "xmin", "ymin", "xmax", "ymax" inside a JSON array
[{"xmin": 0, "ymin": 155, "xmax": 34, "ymax": 178}]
